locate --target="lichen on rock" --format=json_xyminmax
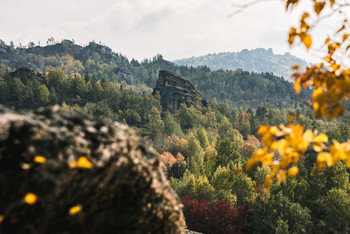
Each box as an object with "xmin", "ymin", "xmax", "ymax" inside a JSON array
[{"xmin": 0, "ymin": 105, "xmax": 184, "ymax": 233}]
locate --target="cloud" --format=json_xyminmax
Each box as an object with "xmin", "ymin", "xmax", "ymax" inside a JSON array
[{"xmin": 0, "ymin": 0, "xmax": 336, "ymax": 62}]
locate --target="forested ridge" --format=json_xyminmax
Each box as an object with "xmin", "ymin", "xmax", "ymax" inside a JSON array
[
  {"xmin": 1, "ymin": 39, "xmax": 350, "ymax": 233},
  {"xmin": 173, "ymin": 48, "xmax": 310, "ymax": 81},
  {"xmin": 0, "ymin": 39, "xmax": 310, "ymax": 108}
]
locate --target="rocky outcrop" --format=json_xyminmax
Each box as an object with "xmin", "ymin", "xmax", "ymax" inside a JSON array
[
  {"xmin": 0, "ymin": 40, "xmax": 133, "ymax": 83},
  {"xmin": 152, "ymin": 70, "xmax": 208, "ymax": 112},
  {"xmin": 0, "ymin": 105, "xmax": 184, "ymax": 233},
  {"xmin": 10, "ymin": 67, "xmax": 46, "ymax": 84}
]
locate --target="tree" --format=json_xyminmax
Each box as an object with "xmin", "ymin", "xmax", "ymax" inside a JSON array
[
  {"xmin": 322, "ymin": 188, "xmax": 350, "ymax": 232},
  {"xmin": 197, "ymin": 128, "xmax": 209, "ymax": 149},
  {"xmin": 163, "ymin": 112, "xmax": 183, "ymax": 137},
  {"xmin": 38, "ymin": 84, "xmax": 50, "ymax": 104},
  {"xmin": 216, "ymin": 137, "xmax": 242, "ymax": 167},
  {"xmin": 246, "ymin": 0, "xmax": 350, "ymax": 186},
  {"xmin": 239, "ymin": 142, "xmax": 257, "ymax": 160},
  {"xmin": 181, "ymin": 196, "xmax": 249, "ymax": 234},
  {"xmin": 178, "ymin": 104, "xmax": 197, "ymax": 130},
  {"xmin": 144, "ymin": 106, "xmax": 164, "ymax": 139},
  {"xmin": 187, "ymin": 133, "xmax": 204, "ymax": 176},
  {"xmin": 47, "ymin": 69, "xmax": 67, "ymax": 101}
]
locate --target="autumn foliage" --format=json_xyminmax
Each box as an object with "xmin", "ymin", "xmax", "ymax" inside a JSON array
[
  {"xmin": 159, "ymin": 151, "xmax": 186, "ymax": 172},
  {"xmin": 182, "ymin": 196, "xmax": 249, "ymax": 234},
  {"xmin": 246, "ymin": 0, "xmax": 350, "ymax": 185}
]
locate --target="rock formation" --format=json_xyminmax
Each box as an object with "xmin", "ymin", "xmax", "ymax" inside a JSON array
[
  {"xmin": 10, "ymin": 67, "xmax": 46, "ymax": 84},
  {"xmin": 0, "ymin": 105, "xmax": 184, "ymax": 233},
  {"xmin": 152, "ymin": 70, "xmax": 208, "ymax": 112}
]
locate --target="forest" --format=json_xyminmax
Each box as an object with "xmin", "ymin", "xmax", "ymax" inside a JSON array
[
  {"xmin": 1, "ymin": 38, "xmax": 350, "ymax": 232},
  {"xmin": 0, "ymin": 39, "xmax": 311, "ymax": 108},
  {"xmin": 173, "ymin": 48, "xmax": 310, "ymax": 81}
]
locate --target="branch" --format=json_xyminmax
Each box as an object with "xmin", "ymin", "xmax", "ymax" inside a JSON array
[{"xmin": 229, "ymin": 0, "xmax": 278, "ymax": 17}]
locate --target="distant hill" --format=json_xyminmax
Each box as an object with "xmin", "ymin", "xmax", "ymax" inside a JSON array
[
  {"xmin": 0, "ymin": 40, "xmax": 309, "ymax": 108},
  {"xmin": 173, "ymin": 48, "xmax": 310, "ymax": 81}
]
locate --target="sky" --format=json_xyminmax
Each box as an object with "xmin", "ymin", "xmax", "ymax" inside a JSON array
[{"xmin": 0, "ymin": 0, "xmax": 342, "ymax": 63}]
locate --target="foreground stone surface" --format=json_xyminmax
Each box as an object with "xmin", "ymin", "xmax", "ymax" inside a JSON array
[{"xmin": 0, "ymin": 105, "xmax": 184, "ymax": 233}]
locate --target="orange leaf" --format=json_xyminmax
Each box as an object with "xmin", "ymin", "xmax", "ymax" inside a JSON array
[
  {"xmin": 291, "ymin": 65, "xmax": 300, "ymax": 70},
  {"xmin": 336, "ymin": 25, "xmax": 345, "ymax": 33},
  {"xmin": 314, "ymin": 1, "xmax": 325, "ymax": 15},
  {"xmin": 286, "ymin": 0, "xmax": 300, "ymax": 10}
]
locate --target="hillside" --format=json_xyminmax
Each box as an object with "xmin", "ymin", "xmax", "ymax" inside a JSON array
[
  {"xmin": 0, "ymin": 40, "xmax": 309, "ymax": 108},
  {"xmin": 173, "ymin": 48, "xmax": 310, "ymax": 81},
  {"xmin": 1, "ymin": 39, "xmax": 350, "ymax": 234}
]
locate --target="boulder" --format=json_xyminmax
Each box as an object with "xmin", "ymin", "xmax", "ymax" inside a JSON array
[{"xmin": 0, "ymin": 105, "xmax": 184, "ymax": 233}]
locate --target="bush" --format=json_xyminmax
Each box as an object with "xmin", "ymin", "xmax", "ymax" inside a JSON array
[{"xmin": 182, "ymin": 196, "xmax": 248, "ymax": 233}]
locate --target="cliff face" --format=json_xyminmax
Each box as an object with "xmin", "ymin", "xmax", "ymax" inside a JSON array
[
  {"xmin": 0, "ymin": 105, "xmax": 184, "ymax": 233},
  {"xmin": 152, "ymin": 70, "xmax": 208, "ymax": 112}
]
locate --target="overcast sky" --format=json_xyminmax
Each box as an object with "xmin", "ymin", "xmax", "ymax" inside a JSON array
[{"xmin": 0, "ymin": 0, "xmax": 340, "ymax": 63}]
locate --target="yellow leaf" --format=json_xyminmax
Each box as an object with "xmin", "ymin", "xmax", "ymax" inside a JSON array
[
  {"xmin": 69, "ymin": 161, "xmax": 77, "ymax": 168},
  {"xmin": 0, "ymin": 215, "xmax": 3, "ymax": 223},
  {"xmin": 329, "ymin": 0, "xmax": 335, "ymax": 6},
  {"xmin": 332, "ymin": 105, "xmax": 344, "ymax": 118},
  {"xmin": 287, "ymin": 166, "xmax": 299, "ymax": 177},
  {"xmin": 276, "ymin": 170, "xmax": 287, "ymax": 185},
  {"xmin": 324, "ymin": 37, "xmax": 331, "ymax": 45},
  {"xmin": 343, "ymin": 34, "xmax": 349, "ymax": 42},
  {"xmin": 69, "ymin": 205, "xmax": 82, "ymax": 215},
  {"xmin": 313, "ymin": 145, "xmax": 323, "ymax": 152},
  {"xmin": 301, "ymin": 12, "xmax": 310, "ymax": 21},
  {"xmin": 323, "ymin": 56, "xmax": 331, "ymax": 63},
  {"xmin": 24, "ymin": 193, "xmax": 37, "ymax": 205},
  {"xmin": 34, "ymin": 156, "xmax": 47, "ymax": 164},
  {"xmin": 317, "ymin": 152, "xmax": 332, "ymax": 166},
  {"xmin": 303, "ymin": 129, "xmax": 314, "ymax": 142},
  {"xmin": 76, "ymin": 157, "xmax": 93, "ymax": 169},
  {"xmin": 69, "ymin": 157, "xmax": 93, "ymax": 169},
  {"xmin": 246, "ymin": 158, "xmax": 259, "ymax": 171},
  {"xmin": 269, "ymin": 126, "xmax": 279, "ymax": 135},
  {"xmin": 288, "ymin": 28, "xmax": 297, "ymax": 45},
  {"xmin": 294, "ymin": 80, "xmax": 301, "ymax": 94},
  {"xmin": 257, "ymin": 125, "xmax": 269, "ymax": 135},
  {"xmin": 303, "ymin": 35, "xmax": 312, "ymax": 49},
  {"xmin": 314, "ymin": 133, "xmax": 328, "ymax": 143}
]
